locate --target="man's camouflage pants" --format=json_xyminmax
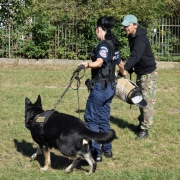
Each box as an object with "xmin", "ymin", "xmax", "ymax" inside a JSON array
[{"xmin": 136, "ymin": 69, "xmax": 158, "ymax": 130}]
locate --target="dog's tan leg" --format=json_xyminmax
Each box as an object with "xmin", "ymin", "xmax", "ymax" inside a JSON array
[
  {"xmin": 65, "ymin": 163, "xmax": 73, "ymax": 173},
  {"xmin": 82, "ymin": 139, "xmax": 97, "ymax": 174},
  {"xmin": 40, "ymin": 146, "xmax": 51, "ymax": 171},
  {"xmin": 83, "ymin": 153, "xmax": 96, "ymax": 174},
  {"xmin": 65, "ymin": 157, "xmax": 81, "ymax": 173},
  {"xmin": 31, "ymin": 147, "xmax": 42, "ymax": 160}
]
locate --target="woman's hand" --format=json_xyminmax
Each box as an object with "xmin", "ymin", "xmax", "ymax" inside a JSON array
[{"xmin": 81, "ymin": 62, "xmax": 89, "ymax": 68}]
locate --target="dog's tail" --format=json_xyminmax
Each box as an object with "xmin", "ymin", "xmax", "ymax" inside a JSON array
[{"xmin": 81, "ymin": 129, "xmax": 116, "ymax": 144}]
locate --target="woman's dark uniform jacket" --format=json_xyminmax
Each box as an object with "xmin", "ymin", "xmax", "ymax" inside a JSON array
[{"xmin": 90, "ymin": 40, "xmax": 121, "ymax": 89}]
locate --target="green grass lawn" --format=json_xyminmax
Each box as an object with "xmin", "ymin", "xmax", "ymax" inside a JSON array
[{"xmin": 0, "ymin": 63, "xmax": 180, "ymax": 180}]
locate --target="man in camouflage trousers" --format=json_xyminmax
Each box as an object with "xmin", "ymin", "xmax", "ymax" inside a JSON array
[
  {"xmin": 136, "ymin": 70, "xmax": 158, "ymax": 130},
  {"xmin": 121, "ymin": 14, "xmax": 158, "ymax": 139}
]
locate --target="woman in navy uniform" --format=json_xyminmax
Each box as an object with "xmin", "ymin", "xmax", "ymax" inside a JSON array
[{"xmin": 81, "ymin": 17, "xmax": 124, "ymax": 162}]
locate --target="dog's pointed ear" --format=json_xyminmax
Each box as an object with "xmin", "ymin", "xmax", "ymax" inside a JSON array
[
  {"xmin": 25, "ymin": 97, "xmax": 31, "ymax": 105},
  {"xmin": 36, "ymin": 95, "xmax": 42, "ymax": 106}
]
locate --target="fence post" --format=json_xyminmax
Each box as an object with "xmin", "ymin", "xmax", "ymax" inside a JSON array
[{"xmin": 8, "ymin": 22, "xmax": 10, "ymax": 58}]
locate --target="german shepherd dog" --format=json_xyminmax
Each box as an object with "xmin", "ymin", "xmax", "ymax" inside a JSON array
[{"xmin": 25, "ymin": 95, "xmax": 116, "ymax": 174}]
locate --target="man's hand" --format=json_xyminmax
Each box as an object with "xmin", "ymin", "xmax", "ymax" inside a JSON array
[{"xmin": 128, "ymin": 68, "xmax": 134, "ymax": 74}]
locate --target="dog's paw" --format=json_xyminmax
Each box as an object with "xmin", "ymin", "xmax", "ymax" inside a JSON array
[
  {"xmin": 40, "ymin": 167, "xmax": 48, "ymax": 171},
  {"xmin": 31, "ymin": 153, "xmax": 37, "ymax": 160},
  {"xmin": 65, "ymin": 168, "xmax": 72, "ymax": 173},
  {"xmin": 86, "ymin": 171, "xmax": 93, "ymax": 175}
]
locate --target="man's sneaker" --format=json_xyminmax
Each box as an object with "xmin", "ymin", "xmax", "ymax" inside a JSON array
[
  {"xmin": 103, "ymin": 151, "xmax": 113, "ymax": 158},
  {"xmin": 135, "ymin": 130, "xmax": 148, "ymax": 140},
  {"xmin": 95, "ymin": 155, "xmax": 102, "ymax": 162}
]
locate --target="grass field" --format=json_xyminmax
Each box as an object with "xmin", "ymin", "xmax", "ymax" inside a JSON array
[{"xmin": 0, "ymin": 62, "xmax": 180, "ymax": 180}]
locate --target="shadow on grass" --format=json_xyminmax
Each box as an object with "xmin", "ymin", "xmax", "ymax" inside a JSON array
[
  {"xmin": 74, "ymin": 110, "xmax": 136, "ymax": 131},
  {"xmin": 75, "ymin": 109, "xmax": 85, "ymax": 113},
  {"xmin": 110, "ymin": 116, "xmax": 136, "ymax": 130},
  {"xmin": 13, "ymin": 139, "xmax": 90, "ymax": 171}
]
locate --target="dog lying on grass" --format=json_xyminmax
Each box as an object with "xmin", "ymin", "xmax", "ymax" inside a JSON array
[{"xmin": 25, "ymin": 95, "xmax": 116, "ymax": 174}]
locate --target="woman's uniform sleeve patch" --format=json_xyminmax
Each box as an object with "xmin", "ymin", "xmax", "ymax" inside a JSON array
[{"xmin": 99, "ymin": 49, "xmax": 107, "ymax": 58}]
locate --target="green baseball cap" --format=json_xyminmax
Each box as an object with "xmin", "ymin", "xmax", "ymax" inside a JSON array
[{"xmin": 121, "ymin": 14, "xmax": 138, "ymax": 26}]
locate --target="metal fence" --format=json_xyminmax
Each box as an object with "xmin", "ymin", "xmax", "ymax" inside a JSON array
[
  {"xmin": 151, "ymin": 17, "xmax": 180, "ymax": 56},
  {"xmin": 0, "ymin": 17, "xmax": 180, "ymax": 59}
]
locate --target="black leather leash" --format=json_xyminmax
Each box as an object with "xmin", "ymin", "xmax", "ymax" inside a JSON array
[{"xmin": 52, "ymin": 64, "xmax": 86, "ymax": 114}]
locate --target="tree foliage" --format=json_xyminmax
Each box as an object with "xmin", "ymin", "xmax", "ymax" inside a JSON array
[
  {"xmin": 0, "ymin": 0, "xmax": 32, "ymax": 25},
  {"xmin": 16, "ymin": 14, "xmax": 56, "ymax": 59},
  {"xmin": 0, "ymin": 0, "xmax": 180, "ymax": 59}
]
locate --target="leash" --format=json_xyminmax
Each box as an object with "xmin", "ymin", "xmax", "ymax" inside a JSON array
[
  {"xmin": 129, "ymin": 73, "xmax": 132, "ymax": 109},
  {"xmin": 31, "ymin": 65, "xmax": 86, "ymax": 146},
  {"xmin": 52, "ymin": 64, "xmax": 86, "ymax": 115}
]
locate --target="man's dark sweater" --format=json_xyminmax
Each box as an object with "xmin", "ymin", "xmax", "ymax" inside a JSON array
[{"xmin": 125, "ymin": 25, "xmax": 156, "ymax": 75}]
